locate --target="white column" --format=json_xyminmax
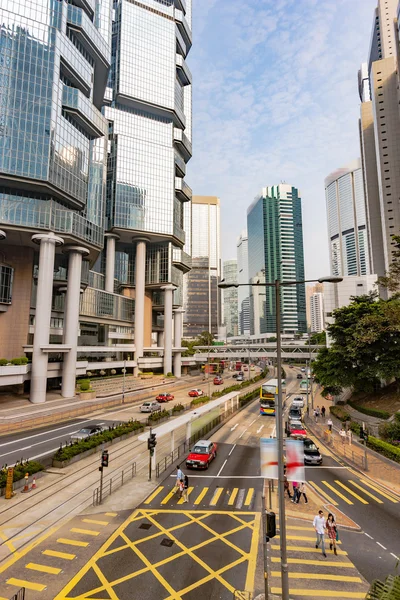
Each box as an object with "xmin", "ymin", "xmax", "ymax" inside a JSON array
[
  {"xmin": 173, "ymin": 307, "xmax": 184, "ymax": 378},
  {"xmin": 231, "ymin": 397, "xmax": 234, "ymax": 411},
  {"xmin": 170, "ymin": 430, "xmax": 175, "ymax": 453},
  {"xmin": 186, "ymin": 421, "xmax": 192, "ymax": 443},
  {"xmin": 105, "ymin": 233, "xmax": 119, "ymax": 293},
  {"xmin": 162, "ymin": 284, "xmax": 176, "ymax": 375},
  {"xmin": 30, "ymin": 233, "xmax": 64, "ymax": 404},
  {"xmin": 134, "ymin": 238, "xmax": 148, "ymax": 376},
  {"xmin": 61, "ymin": 246, "xmax": 89, "ymax": 398}
]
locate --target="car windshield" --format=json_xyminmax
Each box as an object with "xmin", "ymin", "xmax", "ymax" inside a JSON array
[
  {"xmin": 192, "ymin": 446, "xmax": 209, "ymax": 454},
  {"xmin": 290, "ymin": 424, "xmax": 304, "ymax": 430},
  {"xmin": 78, "ymin": 428, "xmax": 91, "ymax": 434},
  {"xmin": 305, "ymin": 442, "xmax": 318, "ymax": 451},
  {"xmin": 143, "ymin": 403, "xmax": 150, "ymax": 406}
]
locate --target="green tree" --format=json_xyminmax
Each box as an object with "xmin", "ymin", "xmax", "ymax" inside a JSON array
[
  {"xmin": 197, "ymin": 331, "xmax": 214, "ymax": 346},
  {"xmin": 310, "ymin": 331, "xmax": 326, "ymax": 345},
  {"xmin": 377, "ymin": 234, "xmax": 400, "ymax": 292}
]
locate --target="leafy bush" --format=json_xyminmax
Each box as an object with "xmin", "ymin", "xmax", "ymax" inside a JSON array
[
  {"xmin": 0, "ymin": 460, "xmax": 44, "ymax": 489},
  {"xmin": 0, "ymin": 359, "xmax": 8, "ymax": 366},
  {"xmin": 378, "ymin": 419, "xmax": 400, "ymax": 443},
  {"xmin": 347, "ymin": 400, "xmax": 390, "ymax": 420},
  {"xmin": 100, "ymin": 370, "xmax": 106, "ymax": 376},
  {"xmin": 329, "ymin": 405, "xmax": 351, "ymax": 422},
  {"xmin": 79, "ymin": 379, "xmax": 91, "ymax": 392},
  {"xmin": 366, "ymin": 436, "xmax": 400, "ymax": 464},
  {"xmin": 349, "ymin": 421, "xmax": 361, "ymax": 436},
  {"xmin": 166, "ymin": 372, "xmax": 174, "ymax": 378},
  {"xmin": 172, "ymin": 403, "xmax": 185, "ymax": 414},
  {"xmin": 53, "ymin": 421, "xmax": 144, "ymax": 462},
  {"xmin": 148, "ymin": 409, "xmax": 170, "ymax": 422},
  {"xmin": 111, "ymin": 369, "xmax": 116, "ymax": 375},
  {"xmin": 191, "ymin": 395, "xmax": 210, "ymax": 406},
  {"xmin": 10, "ymin": 357, "xmax": 28, "ymax": 365}
]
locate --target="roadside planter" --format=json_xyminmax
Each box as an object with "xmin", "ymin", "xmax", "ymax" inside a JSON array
[{"xmin": 78, "ymin": 390, "xmax": 97, "ymax": 400}]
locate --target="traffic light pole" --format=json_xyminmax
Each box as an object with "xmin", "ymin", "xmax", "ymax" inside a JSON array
[
  {"xmin": 99, "ymin": 466, "xmax": 104, "ymax": 504},
  {"xmin": 148, "ymin": 427, "xmax": 152, "ymax": 482}
]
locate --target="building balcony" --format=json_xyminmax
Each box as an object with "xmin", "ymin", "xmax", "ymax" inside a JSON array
[
  {"xmin": 176, "ymin": 53, "xmax": 192, "ymax": 86},
  {"xmin": 67, "ymin": 5, "xmax": 109, "ymax": 65},
  {"xmin": 58, "ymin": 32, "xmax": 93, "ymax": 94},
  {"xmin": 174, "ymin": 0, "xmax": 186, "ymax": 12},
  {"xmin": 80, "ymin": 288, "xmax": 135, "ymax": 323},
  {"xmin": 175, "ymin": 177, "xmax": 192, "ymax": 203},
  {"xmin": 174, "ymin": 151, "xmax": 186, "ymax": 177},
  {"xmin": 175, "ymin": 9, "xmax": 192, "ymax": 50},
  {"xmin": 173, "ymin": 128, "xmax": 192, "ymax": 161},
  {"xmin": 176, "ymin": 25, "xmax": 188, "ymax": 58},
  {"xmin": 173, "ymin": 248, "xmax": 192, "ymax": 273},
  {"xmin": 62, "ymin": 85, "xmax": 107, "ymax": 138},
  {"xmin": 73, "ymin": 0, "xmax": 95, "ymax": 18}
]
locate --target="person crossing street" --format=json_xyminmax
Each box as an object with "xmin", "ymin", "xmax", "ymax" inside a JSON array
[{"xmin": 313, "ymin": 510, "xmax": 327, "ymax": 557}]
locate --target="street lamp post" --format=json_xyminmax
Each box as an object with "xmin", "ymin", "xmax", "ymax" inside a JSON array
[{"xmin": 219, "ymin": 274, "xmax": 342, "ymax": 600}]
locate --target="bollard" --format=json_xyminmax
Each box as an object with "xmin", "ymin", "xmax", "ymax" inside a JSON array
[
  {"xmin": 31, "ymin": 476, "xmax": 37, "ymax": 490},
  {"xmin": 21, "ymin": 472, "xmax": 31, "ymax": 493}
]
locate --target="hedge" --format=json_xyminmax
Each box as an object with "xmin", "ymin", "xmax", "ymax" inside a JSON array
[
  {"xmin": 53, "ymin": 420, "xmax": 144, "ymax": 461},
  {"xmin": 172, "ymin": 403, "xmax": 185, "ymax": 414},
  {"xmin": 0, "ymin": 461, "xmax": 44, "ymax": 489},
  {"xmin": 366, "ymin": 436, "xmax": 400, "ymax": 464},
  {"xmin": 191, "ymin": 396, "xmax": 211, "ymax": 406},
  {"xmin": 329, "ymin": 405, "xmax": 351, "ymax": 422},
  {"xmin": 347, "ymin": 400, "xmax": 390, "ymax": 420},
  {"xmin": 148, "ymin": 409, "xmax": 170, "ymax": 423}
]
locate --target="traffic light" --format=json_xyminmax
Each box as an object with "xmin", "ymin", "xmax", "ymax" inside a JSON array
[
  {"xmin": 101, "ymin": 449, "xmax": 109, "ymax": 467},
  {"xmin": 266, "ymin": 511, "xmax": 276, "ymax": 540},
  {"xmin": 148, "ymin": 432, "xmax": 157, "ymax": 451},
  {"xmin": 360, "ymin": 427, "xmax": 367, "ymax": 441}
]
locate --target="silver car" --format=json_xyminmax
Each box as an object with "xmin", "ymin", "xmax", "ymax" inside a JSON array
[
  {"xmin": 71, "ymin": 425, "xmax": 104, "ymax": 442},
  {"xmin": 140, "ymin": 401, "xmax": 161, "ymax": 413}
]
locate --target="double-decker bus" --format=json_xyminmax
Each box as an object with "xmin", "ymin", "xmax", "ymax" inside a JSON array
[{"xmin": 260, "ymin": 378, "xmax": 286, "ymax": 416}]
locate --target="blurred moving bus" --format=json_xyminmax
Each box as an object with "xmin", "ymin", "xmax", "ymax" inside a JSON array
[{"xmin": 260, "ymin": 379, "xmax": 286, "ymax": 416}]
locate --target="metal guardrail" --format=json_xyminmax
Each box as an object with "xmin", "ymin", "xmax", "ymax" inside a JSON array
[
  {"xmin": 10, "ymin": 589, "xmax": 25, "ymax": 600},
  {"xmin": 93, "ymin": 462, "xmax": 136, "ymax": 505}
]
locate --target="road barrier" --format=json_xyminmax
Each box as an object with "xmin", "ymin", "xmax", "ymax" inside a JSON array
[{"xmin": 92, "ymin": 461, "xmax": 136, "ymax": 506}]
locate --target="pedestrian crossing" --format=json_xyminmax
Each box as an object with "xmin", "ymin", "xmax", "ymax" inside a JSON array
[
  {"xmin": 143, "ymin": 484, "xmax": 257, "ymax": 510},
  {"xmin": 307, "ymin": 477, "xmax": 398, "ymax": 506}
]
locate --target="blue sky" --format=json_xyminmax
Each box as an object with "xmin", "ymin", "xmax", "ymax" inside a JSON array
[{"xmin": 187, "ymin": 0, "xmax": 377, "ymax": 279}]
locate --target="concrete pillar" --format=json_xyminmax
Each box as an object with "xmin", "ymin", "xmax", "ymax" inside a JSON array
[
  {"xmin": 162, "ymin": 284, "xmax": 176, "ymax": 375},
  {"xmin": 151, "ymin": 446, "xmax": 156, "ymax": 471},
  {"xmin": 157, "ymin": 331, "xmax": 164, "ymax": 347},
  {"xmin": 224, "ymin": 401, "xmax": 228, "ymax": 414},
  {"xmin": 61, "ymin": 246, "xmax": 89, "ymax": 398},
  {"xmin": 186, "ymin": 421, "xmax": 192, "ymax": 443},
  {"xmin": 231, "ymin": 397, "xmax": 234, "ymax": 411},
  {"xmin": 133, "ymin": 238, "xmax": 148, "ymax": 376},
  {"xmin": 105, "ymin": 233, "xmax": 119, "ymax": 293},
  {"xmin": 30, "ymin": 233, "xmax": 64, "ymax": 404},
  {"xmin": 173, "ymin": 307, "xmax": 184, "ymax": 378},
  {"xmin": 170, "ymin": 430, "xmax": 175, "ymax": 453}
]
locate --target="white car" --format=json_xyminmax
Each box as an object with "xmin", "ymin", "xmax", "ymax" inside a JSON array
[
  {"xmin": 292, "ymin": 396, "xmax": 305, "ymax": 408},
  {"xmin": 140, "ymin": 401, "xmax": 161, "ymax": 413}
]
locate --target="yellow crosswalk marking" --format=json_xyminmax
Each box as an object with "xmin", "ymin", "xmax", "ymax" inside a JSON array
[
  {"xmin": 271, "ymin": 557, "xmax": 351, "ymax": 567},
  {"xmin": 271, "ymin": 589, "xmax": 365, "ymax": 598},
  {"xmin": 105, "ymin": 512, "xmax": 118, "ymax": 516},
  {"xmin": 228, "ymin": 488, "xmax": 239, "ymax": 506},
  {"xmin": 359, "ymin": 478, "xmax": 398, "ymax": 503},
  {"xmin": 144, "ymin": 487, "xmax": 164, "ymax": 504},
  {"xmin": 210, "ymin": 487, "xmax": 224, "ymax": 505},
  {"xmin": 7, "ymin": 578, "xmax": 46, "ymax": 592},
  {"xmin": 271, "ymin": 571, "xmax": 362, "ymax": 582},
  {"xmin": 161, "ymin": 488, "xmax": 176, "ymax": 505},
  {"xmin": 82, "ymin": 518, "xmax": 109, "ymax": 526},
  {"xmin": 349, "ymin": 480, "xmax": 383, "ymax": 503},
  {"xmin": 308, "ymin": 481, "xmax": 338, "ymax": 506},
  {"xmin": 26, "ymin": 562, "xmax": 61, "ymax": 575},
  {"xmin": 70, "ymin": 528, "xmax": 99, "ymax": 536},
  {"xmin": 322, "ymin": 480, "xmax": 353, "ymax": 504},
  {"xmin": 271, "ymin": 544, "xmax": 347, "ymax": 555},
  {"xmin": 57, "ymin": 538, "xmax": 89, "ymax": 548},
  {"xmin": 275, "ymin": 535, "xmax": 342, "ymax": 545},
  {"xmin": 287, "ymin": 526, "xmax": 315, "ymax": 531},
  {"xmin": 244, "ymin": 488, "xmax": 254, "ymax": 506},
  {"xmin": 178, "ymin": 486, "xmax": 194, "ymax": 504},
  {"xmin": 193, "ymin": 487, "xmax": 209, "ymax": 505},
  {"xmin": 42, "ymin": 549, "xmax": 75, "ymax": 560},
  {"xmin": 334, "ymin": 480, "xmax": 368, "ymax": 504}
]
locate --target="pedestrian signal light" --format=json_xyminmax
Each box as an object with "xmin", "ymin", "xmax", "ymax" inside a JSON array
[
  {"xmin": 266, "ymin": 511, "xmax": 276, "ymax": 540},
  {"xmin": 148, "ymin": 432, "xmax": 157, "ymax": 450},
  {"xmin": 101, "ymin": 449, "xmax": 109, "ymax": 467}
]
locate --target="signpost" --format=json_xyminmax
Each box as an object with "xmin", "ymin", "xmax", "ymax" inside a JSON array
[{"xmin": 5, "ymin": 467, "xmax": 14, "ymax": 499}]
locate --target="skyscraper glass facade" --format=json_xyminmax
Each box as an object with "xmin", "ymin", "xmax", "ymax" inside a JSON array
[
  {"xmin": 237, "ymin": 230, "xmax": 250, "ymax": 335},
  {"xmin": 223, "ymin": 260, "xmax": 238, "ymax": 337}
]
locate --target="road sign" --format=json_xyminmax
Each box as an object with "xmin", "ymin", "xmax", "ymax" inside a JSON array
[{"xmin": 5, "ymin": 467, "xmax": 14, "ymax": 499}]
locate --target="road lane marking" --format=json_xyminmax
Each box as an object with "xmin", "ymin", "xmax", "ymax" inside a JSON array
[
  {"xmin": 82, "ymin": 519, "xmax": 109, "ymax": 526},
  {"xmin": 321, "ymin": 481, "xmax": 353, "ymax": 504},
  {"xmin": 358, "ymin": 478, "xmax": 398, "ymax": 503},
  {"xmin": 0, "ymin": 420, "xmax": 96, "ymax": 447},
  {"xmin": 42, "ymin": 549, "xmax": 75, "ymax": 560},
  {"xmin": 244, "ymin": 488, "xmax": 254, "ymax": 506},
  {"xmin": 235, "ymin": 489, "xmax": 245, "ymax": 509},
  {"xmin": 377, "ymin": 542, "xmax": 387, "ymax": 550},
  {"xmin": 144, "ymin": 487, "xmax": 164, "ymax": 504},
  {"xmin": 271, "ymin": 589, "xmax": 365, "ymax": 598},
  {"xmin": 272, "ymin": 425, "xmax": 276, "ymax": 437},
  {"xmin": 307, "ymin": 481, "xmax": 338, "ymax": 506},
  {"xmin": 70, "ymin": 528, "xmax": 99, "ymax": 536},
  {"xmin": 161, "ymin": 489, "xmax": 176, "ymax": 505},
  {"xmin": 105, "ymin": 512, "xmax": 118, "ymax": 517},
  {"xmin": 349, "ymin": 481, "xmax": 383, "ymax": 503},
  {"xmin": 271, "ymin": 557, "xmax": 351, "ymax": 567},
  {"xmin": 391, "ymin": 553, "xmax": 399, "ymax": 560},
  {"xmin": 271, "ymin": 572, "xmax": 361, "ymax": 582},
  {"xmin": 217, "ymin": 460, "xmax": 227, "ymax": 476},
  {"xmin": 238, "ymin": 429, "xmax": 247, "ymax": 439},
  {"xmin": 271, "ymin": 545, "xmax": 347, "ymax": 555},
  {"xmin": 193, "ymin": 487, "xmax": 209, "ymax": 505},
  {"xmin": 26, "ymin": 562, "xmax": 62, "ymax": 575},
  {"xmin": 210, "ymin": 488, "xmax": 224, "ymax": 506},
  {"xmin": 178, "ymin": 487, "xmax": 194, "ymax": 504},
  {"xmin": 228, "ymin": 444, "xmax": 236, "ymax": 456},
  {"xmin": 275, "ymin": 535, "xmax": 341, "ymax": 545},
  {"xmin": 228, "ymin": 488, "xmax": 239, "ymax": 506},
  {"xmin": 56, "ymin": 538, "xmax": 89, "ymax": 548},
  {"xmin": 334, "ymin": 480, "xmax": 368, "ymax": 504},
  {"xmin": 364, "ymin": 533, "xmax": 374, "ymax": 539},
  {"xmin": 256, "ymin": 425, "xmax": 264, "ymax": 434},
  {"xmin": 231, "ymin": 424, "xmax": 238, "ymax": 431},
  {"xmin": 249, "ymin": 419, "xmax": 257, "ymax": 426},
  {"xmin": 7, "ymin": 578, "xmax": 46, "ymax": 592}
]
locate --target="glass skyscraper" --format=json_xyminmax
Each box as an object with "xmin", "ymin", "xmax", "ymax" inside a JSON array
[
  {"xmin": 237, "ymin": 230, "xmax": 250, "ymax": 335},
  {"xmin": 222, "ymin": 260, "xmax": 238, "ymax": 337},
  {"xmin": 247, "ymin": 184, "xmax": 306, "ymax": 335}
]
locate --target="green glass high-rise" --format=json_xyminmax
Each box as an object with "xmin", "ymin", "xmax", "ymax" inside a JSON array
[{"xmin": 247, "ymin": 184, "xmax": 306, "ymax": 335}]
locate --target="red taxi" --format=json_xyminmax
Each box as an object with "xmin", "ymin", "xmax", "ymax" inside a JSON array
[
  {"xmin": 188, "ymin": 389, "xmax": 204, "ymax": 397},
  {"xmin": 186, "ymin": 439, "xmax": 218, "ymax": 470},
  {"xmin": 155, "ymin": 392, "xmax": 174, "ymax": 403},
  {"xmin": 287, "ymin": 421, "xmax": 307, "ymax": 439},
  {"xmin": 213, "ymin": 376, "xmax": 223, "ymax": 385}
]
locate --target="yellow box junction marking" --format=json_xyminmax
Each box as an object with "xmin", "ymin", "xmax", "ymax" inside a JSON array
[
  {"xmin": 144, "ymin": 487, "xmax": 164, "ymax": 504},
  {"xmin": 334, "ymin": 480, "xmax": 368, "ymax": 504},
  {"xmin": 244, "ymin": 488, "xmax": 254, "ymax": 506},
  {"xmin": 56, "ymin": 538, "xmax": 89, "ymax": 548},
  {"xmin": 349, "ymin": 480, "xmax": 383, "ymax": 503},
  {"xmin": 307, "ymin": 481, "xmax": 338, "ymax": 506},
  {"xmin": 70, "ymin": 528, "xmax": 99, "ymax": 536},
  {"xmin": 42, "ymin": 549, "xmax": 75, "ymax": 560},
  {"xmin": 26, "ymin": 562, "xmax": 61, "ymax": 575},
  {"xmin": 193, "ymin": 487, "xmax": 209, "ymax": 504},
  {"xmin": 6, "ymin": 578, "xmax": 46, "ymax": 592},
  {"xmin": 321, "ymin": 480, "xmax": 353, "ymax": 504}
]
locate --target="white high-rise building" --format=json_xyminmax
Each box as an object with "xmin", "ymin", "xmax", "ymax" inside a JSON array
[
  {"xmin": 310, "ymin": 293, "xmax": 325, "ymax": 333},
  {"xmin": 223, "ymin": 260, "xmax": 238, "ymax": 337},
  {"xmin": 237, "ymin": 230, "xmax": 250, "ymax": 335}
]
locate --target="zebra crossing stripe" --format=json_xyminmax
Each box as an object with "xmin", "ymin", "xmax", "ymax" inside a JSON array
[
  {"xmin": 244, "ymin": 488, "xmax": 254, "ymax": 506},
  {"xmin": 210, "ymin": 487, "xmax": 224, "ymax": 506},
  {"xmin": 228, "ymin": 488, "xmax": 239, "ymax": 506},
  {"xmin": 236, "ymin": 489, "xmax": 246, "ymax": 510}
]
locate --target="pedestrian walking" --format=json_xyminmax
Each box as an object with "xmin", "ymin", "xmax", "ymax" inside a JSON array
[
  {"xmin": 313, "ymin": 510, "xmax": 327, "ymax": 557},
  {"xmin": 178, "ymin": 479, "xmax": 184, "ymax": 500},
  {"xmin": 326, "ymin": 513, "xmax": 338, "ymax": 555},
  {"xmin": 314, "ymin": 409, "xmax": 318, "ymax": 423},
  {"xmin": 291, "ymin": 481, "xmax": 299, "ymax": 503},
  {"xmin": 327, "ymin": 417, "xmax": 333, "ymax": 432},
  {"xmin": 321, "ymin": 406, "xmax": 326, "ymax": 421},
  {"xmin": 284, "ymin": 475, "xmax": 292, "ymax": 499},
  {"xmin": 347, "ymin": 429, "xmax": 352, "ymax": 445},
  {"xmin": 182, "ymin": 474, "xmax": 189, "ymax": 503},
  {"xmin": 174, "ymin": 465, "xmax": 183, "ymax": 493},
  {"xmin": 339, "ymin": 428, "xmax": 346, "ymax": 445},
  {"xmin": 296, "ymin": 482, "xmax": 308, "ymax": 504}
]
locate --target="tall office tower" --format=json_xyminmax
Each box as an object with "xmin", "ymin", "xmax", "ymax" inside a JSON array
[
  {"xmin": 0, "ymin": 0, "xmax": 112, "ymax": 403},
  {"xmin": 358, "ymin": 0, "xmax": 400, "ymax": 277},
  {"xmin": 103, "ymin": 0, "xmax": 193, "ymax": 376},
  {"xmin": 247, "ymin": 184, "xmax": 306, "ymax": 335},
  {"xmin": 183, "ymin": 196, "xmax": 220, "ymax": 339},
  {"xmin": 306, "ymin": 283, "xmax": 323, "ymax": 329},
  {"xmin": 325, "ymin": 159, "xmax": 371, "ymax": 277},
  {"xmin": 236, "ymin": 230, "xmax": 251, "ymax": 335},
  {"xmin": 310, "ymin": 293, "xmax": 325, "ymax": 333},
  {"xmin": 222, "ymin": 260, "xmax": 238, "ymax": 337}
]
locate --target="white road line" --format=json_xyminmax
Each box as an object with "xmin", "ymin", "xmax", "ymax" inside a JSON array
[
  {"xmin": 377, "ymin": 542, "xmax": 387, "ymax": 550},
  {"xmin": 272, "ymin": 425, "xmax": 276, "ymax": 437},
  {"xmin": 230, "ymin": 424, "xmax": 238, "ymax": 432},
  {"xmin": 364, "ymin": 533, "xmax": 374, "ymax": 540},
  {"xmin": 0, "ymin": 431, "xmax": 80, "ymax": 459},
  {"xmin": 249, "ymin": 419, "xmax": 257, "ymax": 426},
  {"xmin": 238, "ymin": 429, "xmax": 247, "ymax": 439},
  {"xmin": 0, "ymin": 421, "xmax": 94, "ymax": 447},
  {"xmin": 256, "ymin": 425, "xmax": 264, "ymax": 434},
  {"xmin": 228, "ymin": 444, "xmax": 236, "ymax": 456},
  {"xmin": 391, "ymin": 553, "xmax": 399, "ymax": 560},
  {"xmin": 217, "ymin": 460, "xmax": 227, "ymax": 477},
  {"xmin": 9, "ymin": 446, "xmax": 61, "ymax": 465}
]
